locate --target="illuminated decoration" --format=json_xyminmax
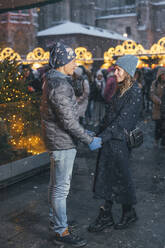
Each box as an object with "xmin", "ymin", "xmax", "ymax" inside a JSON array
[
  {"xmin": 10, "ymin": 135, "xmax": 45, "ymax": 155},
  {"xmin": 0, "ymin": 57, "xmax": 46, "ymax": 161},
  {"xmin": 102, "ymin": 40, "xmax": 147, "ymax": 69},
  {"xmin": 26, "ymin": 47, "xmax": 50, "ymax": 69},
  {"xmin": 0, "ymin": 46, "xmax": 94, "ymax": 69},
  {"xmin": 152, "ymin": 37, "xmax": 165, "ymax": 67},
  {"xmin": 102, "ymin": 38, "xmax": 165, "ymax": 68},
  {"xmin": 2, "ymin": 38, "xmax": 165, "ymax": 70},
  {"xmin": 75, "ymin": 47, "xmax": 93, "ymax": 67},
  {"xmin": 0, "ymin": 102, "xmax": 46, "ymax": 157},
  {"xmin": 0, "ymin": 47, "xmax": 21, "ymax": 62}
]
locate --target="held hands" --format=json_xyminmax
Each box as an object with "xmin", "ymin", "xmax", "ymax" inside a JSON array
[{"xmin": 88, "ymin": 137, "xmax": 102, "ymax": 151}]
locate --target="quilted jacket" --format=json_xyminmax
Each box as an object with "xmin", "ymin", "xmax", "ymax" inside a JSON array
[{"xmin": 40, "ymin": 69, "xmax": 93, "ymax": 150}]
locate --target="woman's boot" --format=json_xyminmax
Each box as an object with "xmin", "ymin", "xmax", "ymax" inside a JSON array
[
  {"xmin": 88, "ymin": 201, "xmax": 114, "ymax": 232},
  {"xmin": 114, "ymin": 204, "xmax": 138, "ymax": 230}
]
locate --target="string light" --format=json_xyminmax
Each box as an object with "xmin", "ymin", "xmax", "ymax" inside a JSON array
[{"xmin": 0, "ymin": 57, "xmax": 45, "ymax": 157}]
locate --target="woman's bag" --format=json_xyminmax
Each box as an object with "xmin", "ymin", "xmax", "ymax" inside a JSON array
[{"xmin": 125, "ymin": 127, "xmax": 143, "ymax": 148}]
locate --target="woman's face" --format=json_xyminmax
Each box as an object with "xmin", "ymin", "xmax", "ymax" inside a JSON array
[{"xmin": 114, "ymin": 66, "xmax": 126, "ymax": 83}]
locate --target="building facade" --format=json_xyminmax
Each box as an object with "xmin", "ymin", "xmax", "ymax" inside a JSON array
[
  {"xmin": 37, "ymin": 21, "xmax": 126, "ymax": 69},
  {"xmin": 96, "ymin": 0, "xmax": 165, "ymax": 48},
  {"xmin": 0, "ymin": 9, "xmax": 38, "ymax": 55},
  {"xmin": 38, "ymin": 0, "xmax": 99, "ymax": 30},
  {"xmin": 38, "ymin": 0, "xmax": 165, "ymax": 49}
]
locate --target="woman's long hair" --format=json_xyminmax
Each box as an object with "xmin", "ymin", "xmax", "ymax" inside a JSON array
[{"xmin": 118, "ymin": 71, "xmax": 134, "ymax": 97}]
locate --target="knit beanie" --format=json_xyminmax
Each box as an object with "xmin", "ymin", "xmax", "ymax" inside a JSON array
[
  {"xmin": 49, "ymin": 42, "xmax": 76, "ymax": 69},
  {"xmin": 115, "ymin": 55, "xmax": 138, "ymax": 77}
]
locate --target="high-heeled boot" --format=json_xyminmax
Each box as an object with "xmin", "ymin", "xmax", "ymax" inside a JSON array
[{"xmin": 114, "ymin": 205, "xmax": 138, "ymax": 230}]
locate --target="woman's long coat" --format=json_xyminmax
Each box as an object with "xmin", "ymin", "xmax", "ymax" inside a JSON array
[{"xmin": 94, "ymin": 82, "xmax": 142, "ymax": 205}]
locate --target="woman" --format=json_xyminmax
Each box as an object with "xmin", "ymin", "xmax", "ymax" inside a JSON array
[{"xmin": 88, "ymin": 55, "xmax": 142, "ymax": 232}]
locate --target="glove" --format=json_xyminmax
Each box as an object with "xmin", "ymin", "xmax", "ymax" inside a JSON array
[
  {"xmin": 85, "ymin": 129, "xmax": 95, "ymax": 137},
  {"xmin": 88, "ymin": 137, "xmax": 102, "ymax": 151}
]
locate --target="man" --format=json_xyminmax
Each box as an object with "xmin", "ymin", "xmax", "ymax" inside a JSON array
[{"xmin": 40, "ymin": 42, "xmax": 102, "ymax": 247}]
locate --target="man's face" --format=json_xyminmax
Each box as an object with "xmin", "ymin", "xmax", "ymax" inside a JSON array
[
  {"xmin": 114, "ymin": 66, "xmax": 126, "ymax": 83},
  {"xmin": 64, "ymin": 59, "xmax": 77, "ymax": 75}
]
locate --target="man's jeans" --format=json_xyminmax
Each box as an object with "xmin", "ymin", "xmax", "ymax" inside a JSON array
[{"xmin": 48, "ymin": 149, "xmax": 77, "ymax": 235}]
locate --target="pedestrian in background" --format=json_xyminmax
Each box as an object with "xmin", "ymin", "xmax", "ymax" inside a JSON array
[
  {"xmin": 40, "ymin": 42, "xmax": 102, "ymax": 247},
  {"xmin": 88, "ymin": 55, "xmax": 142, "ymax": 233},
  {"xmin": 72, "ymin": 66, "xmax": 90, "ymax": 126},
  {"xmin": 91, "ymin": 69, "xmax": 106, "ymax": 127},
  {"xmin": 104, "ymin": 66, "xmax": 117, "ymax": 103},
  {"xmin": 160, "ymin": 87, "xmax": 165, "ymax": 147},
  {"xmin": 150, "ymin": 67, "xmax": 165, "ymax": 147},
  {"xmin": 143, "ymin": 68, "xmax": 153, "ymax": 112},
  {"xmin": 134, "ymin": 68, "xmax": 145, "ymax": 117}
]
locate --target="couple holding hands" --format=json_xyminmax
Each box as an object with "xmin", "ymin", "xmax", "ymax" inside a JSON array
[{"xmin": 40, "ymin": 42, "xmax": 142, "ymax": 247}]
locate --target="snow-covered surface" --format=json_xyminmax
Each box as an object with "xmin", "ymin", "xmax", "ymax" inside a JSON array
[
  {"xmin": 10, "ymin": 21, "xmax": 31, "ymax": 24},
  {"xmin": 137, "ymin": 25, "xmax": 147, "ymax": 31},
  {"xmin": 97, "ymin": 13, "xmax": 137, "ymax": 20},
  {"xmin": 151, "ymin": 1, "xmax": 165, "ymax": 6},
  {"xmin": 106, "ymin": 4, "xmax": 135, "ymax": 11},
  {"xmin": 37, "ymin": 21, "xmax": 127, "ymax": 41}
]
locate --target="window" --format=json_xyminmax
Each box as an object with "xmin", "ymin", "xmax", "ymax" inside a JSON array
[
  {"xmin": 137, "ymin": 12, "xmax": 141, "ymax": 26},
  {"xmin": 126, "ymin": 26, "xmax": 131, "ymax": 36},
  {"xmin": 125, "ymin": 0, "xmax": 135, "ymax": 5}
]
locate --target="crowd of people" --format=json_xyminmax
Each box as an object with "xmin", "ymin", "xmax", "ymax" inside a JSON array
[{"xmin": 24, "ymin": 41, "xmax": 165, "ymax": 247}]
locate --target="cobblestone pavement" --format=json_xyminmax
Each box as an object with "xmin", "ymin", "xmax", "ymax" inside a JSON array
[{"xmin": 0, "ymin": 117, "xmax": 165, "ymax": 248}]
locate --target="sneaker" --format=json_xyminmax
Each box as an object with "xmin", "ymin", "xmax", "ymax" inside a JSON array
[
  {"xmin": 53, "ymin": 228, "xmax": 87, "ymax": 247},
  {"xmin": 88, "ymin": 207, "xmax": 114, "ymax": 232}
]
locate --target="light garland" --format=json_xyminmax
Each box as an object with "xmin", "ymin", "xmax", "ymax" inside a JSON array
[
  {"xmin": 75, "ymin": 47, "xmax": 93, "ymax": 66},
  {"xmin": 102, "ymin": 38, "xmax": 165, "ymax": 68}
]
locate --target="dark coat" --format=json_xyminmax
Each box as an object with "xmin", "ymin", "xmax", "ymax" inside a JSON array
[
  {"xmin": 94, "ymin": 82, "xmax": 142, "ymax": 205},
  {"xmin": 150, "ymin": 67, "xmax": 165, "ymax": 120},
  {"xmin": 40, "ymin": 69, "xmax": 92, "ymax": 151}
]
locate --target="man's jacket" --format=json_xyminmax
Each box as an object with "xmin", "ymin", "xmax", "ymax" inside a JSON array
[{"xmin": 40, "ymin": 69, "xmax": 92, "ymax": 150}]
